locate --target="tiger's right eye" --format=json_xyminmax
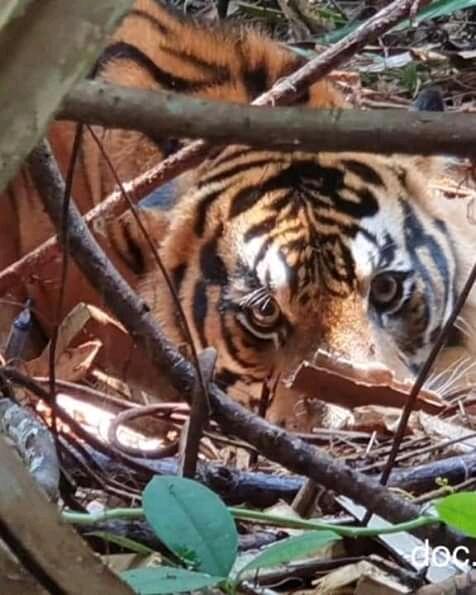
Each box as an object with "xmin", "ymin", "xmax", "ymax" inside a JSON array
[{"xmin": 249, "ymin": 298, "xmax": 281, "ymax": 328}]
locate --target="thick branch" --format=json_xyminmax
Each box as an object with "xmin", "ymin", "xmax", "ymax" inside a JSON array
[
  {"xmin": 0, "ymin": 399, "xmax": 59, "ymax": 501},
  {"xmin": 0, "ymin": 434, "xmax": 132, "ymax": 594},
  {"xmin": 58, "ymin": 80, "xmax": 476, "ymax": 157},
  {"xmin": 28, "ymin": 140, "xmax": 476, "ymax": 556},
  {"xmin": 0, "ymin": 0, "xmax": 133, "ymax": 192}
]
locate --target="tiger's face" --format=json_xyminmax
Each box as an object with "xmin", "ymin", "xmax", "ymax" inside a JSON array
[{"xmin": 151, "ymin": 146, "xmax": 457, "ymax": 419}]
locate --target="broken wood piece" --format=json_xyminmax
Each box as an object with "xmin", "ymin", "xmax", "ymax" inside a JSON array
[{"xmin": 288, "ymin": 353, "xmax": 446, "ymax": 414}]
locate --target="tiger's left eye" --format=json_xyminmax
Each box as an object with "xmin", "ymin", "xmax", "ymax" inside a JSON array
[{"xmin": 249, "ymin": 298, "xmax": 281, "ymax": 327}]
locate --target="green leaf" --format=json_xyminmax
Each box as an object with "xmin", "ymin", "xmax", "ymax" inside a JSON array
[
  {"xmin": 395, "ymin": 0, "xmax": 476, "ymax": 30},
  {"xmin": 435, "ymin": 492, "xmax": 476, "ymax": 537},
  {"xmin": 320, "ymin": 0, "xmax": 476, "ymax": 44},
  {"xmin": 87, "ymin": 531, "xmax": 155, "ymax": 555},
  {"xmin": 142, "ymin": 476, "xmax": 238, "ymax": 576},
  {"xmin": 121, "ymin": 566, "xmax": 225, "ymax": 594},
  {"xmin": 236, "ymin": 530, "xmax": 340, "ymax": 581},
  {"xmin": 413, "ymin": 0, "xmax": 476, "ymax": 22}
]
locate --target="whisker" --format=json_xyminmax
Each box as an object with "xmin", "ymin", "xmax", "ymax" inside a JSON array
[
  {"xmin": 438, "ymin": 359, "xmax": 476, "ymax": 396},
  {"xmin": 425, "ymin": 355, "xmax": 470, "ymax": 392}
]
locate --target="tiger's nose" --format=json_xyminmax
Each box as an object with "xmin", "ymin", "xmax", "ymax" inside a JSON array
[{"xmin": 317, "ymin": 292, "xmax": 380, "ymax": 364}]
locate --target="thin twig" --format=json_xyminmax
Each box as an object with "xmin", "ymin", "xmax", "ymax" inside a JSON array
[
  {"xmin": 179, "ymin": 347, "xmax": 216, "ymax": 478},
  {"xmin": 48, "ymin": 123, "xmax": 83, "ymax": 457}
]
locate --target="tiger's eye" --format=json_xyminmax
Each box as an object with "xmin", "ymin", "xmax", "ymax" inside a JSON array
[
  {"xmin": 249, "ymin": 298, "xmax": 281, "ymax": 327},
  {"xmin": 370, "ymin": 272, "xmax": 402, "ymax": 309}
]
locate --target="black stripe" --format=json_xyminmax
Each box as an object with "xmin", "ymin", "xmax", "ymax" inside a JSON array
[
  {"xmin": 79, "ymin": 137, "xmax": 95, "ymax": 203},
  {"xmin": 230, "ymin": 161, "xmax": 379, "ymax": 222},
  {"xmin": 192, "ymin": 280, "xmax": 208, "ymax": 348},
  {"xmin": 377, "ymin": 232, "xmax": 397, "ymax": 269},
  {"xmin": 400, "ymin": 199, "xmax": 450, "ymax": 306},
  {"xmin": 128, "ymin": 8, "xmax": 169, "ymax": 34},
  {"xmin": 205, "ymin": 147, "xmax": 255, "ymax": 171},
  {"xmin": 171, "ymin": 263, "xmax": 187, "ymax": 294},
  {"xmin": 229, "ymin": 186, "xmax": 261, "ymax": 218},
  {"xmin": 341, "ymin": 160, "xmax": 385, "ymax": 187},
  {"xmin": 243, "ymin": 62, "xmax": 268, "ymax": 99},
  {"xmin": 200, "ymin": 233, "xmax": 228, "ymax": 285},
  {"xmin": 199, "ymin": 157, "xmax": 281, "ymax": 188},
  {"xmin": 268, "ymin": 191, "xmax": 293, "ymax": 213},
  {"xmin": 251, "ymin": 235, "xmax": 274, "ymax": 272},
  {"xmin": 96, "ymin": 42, "xmax": 220, "ymax": 93},
  {"xmin": 158, "ymin": 45, "xmax": 230, "ymax": 82},
  {"xmin": 215, "ymin": 368, "xmax": 241, "ymax": 390},
  {"xmin": 194, "ymin": 189, "xmax": 223, "ymax": 236},
  {"xmin": 220, "ymin": 312, "xmax": 261, "ymax": 370},
  {"xmin": 319, "ymin": 235, "xmax": 356, "ymax": 291},
  {"xmin": 115, "ymin": 220, "xmax": 145, "ymax": 275},
  {"xmin": 244, "ymin": 215, "xmax": 277, "ymax": 242}
]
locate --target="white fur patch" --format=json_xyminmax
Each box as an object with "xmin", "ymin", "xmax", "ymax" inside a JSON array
[{"xmin": 241, "ymin": 237, "xmax": 289, "ymax": 289}]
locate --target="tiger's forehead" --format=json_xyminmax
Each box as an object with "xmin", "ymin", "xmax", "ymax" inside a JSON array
[
  {"xmin": 241, "ymin": 237, "xmax": 289, "ymax": 289},
  {"xmin": 210, "ymin": 147, "xmax": 445, "ymax": 305}
]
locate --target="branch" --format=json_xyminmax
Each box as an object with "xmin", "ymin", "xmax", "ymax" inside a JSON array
[
  {"xmin": 0, "ymin": 399, "xmax": 59, "ymax": 501},
  {"xmin": 0, "ymin": 0, "xmax": 133, "ymax": 192},
  {"xmin": 0, "ymin": 433, "xmax": 133, "ymax": 594},
  {"xmin": 58, "ymin": 80, "xmax": 476, "ymax": 157},
  {"xmin": 28, "ymin": 139, "xmax": 476, "ymax": 556},
  {"xmin": 253, "ymin": 0, "xmax": 430, "ymax": 106}
]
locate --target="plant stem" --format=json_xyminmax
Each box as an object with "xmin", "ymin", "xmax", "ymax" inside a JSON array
[{"xmin": 62, "ymin": 506, "xmax": 439, "ymax": 538}]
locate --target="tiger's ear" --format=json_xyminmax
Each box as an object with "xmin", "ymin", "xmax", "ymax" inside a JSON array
[{"xmin": 408, "ymin": 87, "xmax": 446, "ymax": 176}]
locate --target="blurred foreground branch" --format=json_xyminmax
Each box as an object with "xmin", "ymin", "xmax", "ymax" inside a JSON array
[
  {"xmin": 59, "ymin": 80, "xmax": 476, "ymax": 157},
  {"xmin": 0, "ymin": 0, "xmax": 133, "ymax": 192}
]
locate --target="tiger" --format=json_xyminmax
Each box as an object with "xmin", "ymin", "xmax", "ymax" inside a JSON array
[{"xmin": 1, "ymin": 0, "xmax": 475, "ymax": 428}]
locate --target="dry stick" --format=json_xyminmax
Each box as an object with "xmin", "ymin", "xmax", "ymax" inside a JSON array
[
  {"xmin": 28, "ymin": 137, "xmax": 476, "ymax": 556},
  {"xmin": 58, "ymin": 81, "xmax": 476, "ymax": 157}
]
